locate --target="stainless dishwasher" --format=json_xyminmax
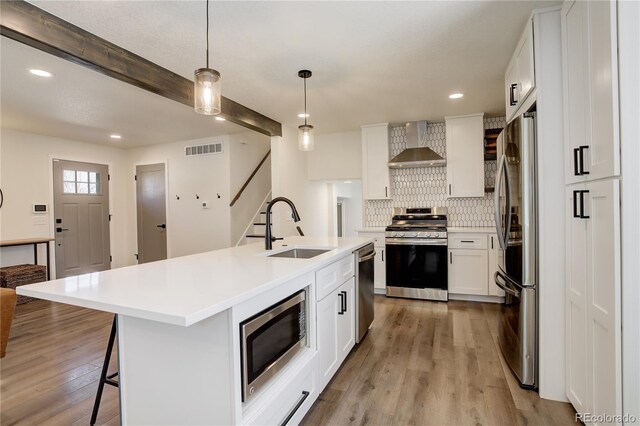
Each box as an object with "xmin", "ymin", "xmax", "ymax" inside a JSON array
[{"xmin": 355, "ymin": 243, "xmax": 375, "ymax": 343}]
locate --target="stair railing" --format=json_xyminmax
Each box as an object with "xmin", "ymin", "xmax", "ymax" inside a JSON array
[{"xmin": 229, "ymin": 150, "xmax": 271, "ymax": 207}]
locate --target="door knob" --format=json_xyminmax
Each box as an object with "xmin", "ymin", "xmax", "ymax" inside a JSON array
[
  {"xmin": 156, "ymin": 224, "xmax": 166, "ymax": 229},
  {"xmin": 56, "ymin": 227, "xmax": 69, "ymax": 232}
]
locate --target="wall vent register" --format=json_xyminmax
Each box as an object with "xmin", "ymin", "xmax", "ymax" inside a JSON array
[{"xmin": 184, "ymin": 142, "xmax": 223, "ymax": 157}]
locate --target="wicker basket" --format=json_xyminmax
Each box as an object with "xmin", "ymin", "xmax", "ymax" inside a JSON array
[{"xmin": 0, "ymin": 264, "xmax": 47, "ymax": 304}]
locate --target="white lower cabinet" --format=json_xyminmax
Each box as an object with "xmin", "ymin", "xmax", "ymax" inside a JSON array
[
  {"xmin": 317, "ymin": 277, "xmax": 355, "ymax": 391},
  {"xmin": 448, "ymin": 249, "xmax": 489, "ymax": 295},
  {"xmin": 566, "ymin": 179, "xmax": 621, "ymax": 418}
]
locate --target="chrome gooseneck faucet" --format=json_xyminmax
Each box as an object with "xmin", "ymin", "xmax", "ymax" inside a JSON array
[{"xmin": 264, "ymin": 197, "xmax": 301, "ymax": 250}]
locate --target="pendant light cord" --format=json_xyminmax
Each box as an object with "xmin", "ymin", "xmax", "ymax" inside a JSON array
[
  {"xmin": 206, "ymin": 0, "xmax": 210, "ymax": 69},
  {"xmin": 304, "ymin": 77, "xmax": 308, "ymax": 126}
]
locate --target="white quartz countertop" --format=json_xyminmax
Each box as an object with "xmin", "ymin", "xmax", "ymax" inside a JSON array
[
  {"xmin": 447, "ymin": 227, "xmax": 496, "ymax": 234},
  {"xmin": 17, "ymin": 237, "xmax": 373, "ymax": 327}
]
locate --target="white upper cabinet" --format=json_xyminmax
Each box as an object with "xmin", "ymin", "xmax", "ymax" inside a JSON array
[
  {"xmin": 562, "ymin": 0, "xmax": 620, "ymax": 184},
  {"xmin": 505, "ymin": 18, "xmax": 536, "ymax": 122},
  {"xmin": 361, "ymin": 124, "xmax": 392, "ymax": 200},
  {"xmin": 445, "ymin": 114, "xmax": 485, "ymax": 198}
]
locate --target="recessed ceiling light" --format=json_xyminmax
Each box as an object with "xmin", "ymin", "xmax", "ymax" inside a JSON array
[
  {"xmin": 29, "ymin": 69, "xmax": 53, "ymax": 78},
  {"xmin": 215, "ymin": 116, "xmax": 226, "ymax": 121},
  {"xmin": 110, "ymin": 134, "xmax": 122, "ymax": 140},
  {"xmin": 449, "ymin": 93, "xmax": 464, "ymax": 99},
  {"xmin": 297, "ymin": 113, "xmax": 309, "ymax": 118}
]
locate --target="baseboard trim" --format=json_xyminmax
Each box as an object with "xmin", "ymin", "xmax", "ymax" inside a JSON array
[{"xmin": 374, "ymin": 288, "xmax": 386, "ymax": 295}]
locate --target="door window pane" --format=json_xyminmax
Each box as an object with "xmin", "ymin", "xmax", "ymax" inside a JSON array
[
  {"xmin": 61, "ymin": 170, "xmax": 102, "ymax": 195},
  {"xmin": 63, "ymin": 170, "xmax": 75, "ymax": 181},
  {"xmin": 63, "ymin": 182, "xmax": 76, "ymax": 194}
]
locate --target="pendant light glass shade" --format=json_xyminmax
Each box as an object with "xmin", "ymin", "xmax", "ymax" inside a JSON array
[
  {"xmin": 194, "ymin": 68, "xmax": 221, "ymax": 115},
  {"xmin": 298, "ymin": 124, "xmax": 314, "ymax": 151}
]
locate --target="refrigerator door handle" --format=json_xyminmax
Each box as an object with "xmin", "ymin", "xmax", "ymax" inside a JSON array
[
  {"xmin": 494, "ymin": 271, "xmax": 520, "ymax": 298},
  {"xmin": 494, "ymin": 154, "xmax": 511, "ymax": 250}
]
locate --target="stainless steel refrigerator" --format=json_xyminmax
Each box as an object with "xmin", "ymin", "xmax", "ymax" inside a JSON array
[{"xmin": 494, "ymin": 112, "xmax": 537, "ymax": 389}]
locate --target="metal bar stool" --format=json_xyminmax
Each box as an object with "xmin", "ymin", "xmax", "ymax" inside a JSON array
[{"xmin": 90, "ymin": 315, "xmax": 119, "ymax": 425}]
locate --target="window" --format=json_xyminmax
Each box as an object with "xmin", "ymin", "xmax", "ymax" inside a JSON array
[{"xmin": 63, "ymin": 170, "xmax": 100, "ymax": 194}]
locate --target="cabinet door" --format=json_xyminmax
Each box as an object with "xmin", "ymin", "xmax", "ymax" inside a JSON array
[
  {"xmin": 487, "ymin": 234, "xmax": 505, "ymax": 297},
  {"xmin": 505, "ymin": 60, "xmax": 519, "ymax": 121},
  {"xmin": 445, "ymin": 114, "xmax": 485, "ymax": 198},
  {"xmin": 584, "ymin": 179, "xmax": 621, "ymax": 417},
  {"xmin": 516, "ymin": 19, "xmax": 535, "ymax": 104},
  {"xmin": 562, "ymin": 0, "xmax": 591, "ymax": 184},
  {"xmin": 337, "ymin": 278, "xmax": 356, "ymax": 361},
  {"xmin": 317, "ymin": 290, "xmax": 340, "ymax": 390},
  {"xmin": 585, "ymin": 0, "xmax": 620, "ymax": 180},
  {"xmin": 448, "ymin": 249, "xmax": 488, "ymax": 295},
  {"xmin": 373, "ymin": 246, "xmax": 386, "ymax": 291},
  {"xmin": 565, "ymin": 185, "xmax": 588, "ymax": 413},
  {"xmin": 362, "ymin": 124, "xmax": 391, "ymax": 200},
  {"xmin": 562, "ymin": 0, "xmax": 620, "ymax": 184}
]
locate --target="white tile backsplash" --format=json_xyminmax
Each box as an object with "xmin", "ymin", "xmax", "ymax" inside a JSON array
[{"xmin": 364, "ymin": 116, "xmax": 506, "ymax": 228}]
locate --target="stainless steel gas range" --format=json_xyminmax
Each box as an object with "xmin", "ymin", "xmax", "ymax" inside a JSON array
[{"xmin": 385, "ymin": 207, "xmax": 449, "ymax": 302}]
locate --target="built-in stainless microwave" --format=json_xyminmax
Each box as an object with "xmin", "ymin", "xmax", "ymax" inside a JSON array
[{"xmin": 240, "ymin": 290, "xmax": 307, "ymax": 402}]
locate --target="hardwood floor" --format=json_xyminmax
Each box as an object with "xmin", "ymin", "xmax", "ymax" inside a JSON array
[
  {"xmin": 1, "ymin": 297, "xmax": 576, "ymax": 425},
  {"xmin": 302, "ymin": 296, "xmax": 577, "ymax": 426}
]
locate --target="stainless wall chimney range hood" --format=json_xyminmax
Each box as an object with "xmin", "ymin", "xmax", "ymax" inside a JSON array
[{"xmin": 388, "ymin": 121, "xmax": 446, "ymax": 168}]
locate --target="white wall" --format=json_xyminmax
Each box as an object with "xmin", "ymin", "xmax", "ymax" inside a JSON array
[
  {"xmin": 126, "ymin": 136, "xmax": 231, "ymax": 258},
  {"xmin": 0, "ymin": 128, "xmax": 131, "ymax": 274},
  {"xmin": 307, "ymin": 131, "xmax": 362, "ymax": 181},
  {"xmin": 619, "ymin": 0, "xmax": 640, "ymax": 419},
  {"xmin": 270, "ymin": 126, "xmax": 330, "ymax": 238},
  {"xmin": 228, "ymin": 132, "xmax": 271, "ymax": 245}
]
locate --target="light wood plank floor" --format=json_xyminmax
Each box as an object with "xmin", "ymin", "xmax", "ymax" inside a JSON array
[
  {"xmin": 302, "ymin": 296, "xmax": 577, "ymax": 426},
  {"xmin": 1, "ymin": 297, "xmax": 576, "ymax": 425}
]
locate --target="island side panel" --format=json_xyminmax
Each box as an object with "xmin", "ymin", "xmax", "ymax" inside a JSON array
[{"xmin": 117, "ymin": 312, "xmax": 234, "ymax": 425}]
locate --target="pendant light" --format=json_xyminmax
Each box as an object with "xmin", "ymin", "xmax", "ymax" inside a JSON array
[
  {"xmin": 298, "ymin": 70, "xmax": 314, "ymax": 151},
  {"xmin": 194, "ymin": 0, "xmax": 221, "ymax": 115}
]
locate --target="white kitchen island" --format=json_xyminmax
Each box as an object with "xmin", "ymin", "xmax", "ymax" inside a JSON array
[{"xmin": 18, "ymin": 236, "xmax": 373, "ymax": 425}]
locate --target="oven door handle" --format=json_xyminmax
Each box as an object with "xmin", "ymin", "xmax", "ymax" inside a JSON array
[
  {"xmin": 385, "ymin": 238, "xmax": 448, "ymax": 246},
  {"xmin": 494, "ymin": 270, "xmax": 520, "ymax": 298}
]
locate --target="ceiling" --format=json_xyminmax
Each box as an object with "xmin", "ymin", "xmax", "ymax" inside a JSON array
[
  {"xmin": 0, "ymin": 37, "xmax": 244, "ymax": 147},
  {"xmin": 2, "ymin": 1, "xmax": 559, "ymax": 146}
]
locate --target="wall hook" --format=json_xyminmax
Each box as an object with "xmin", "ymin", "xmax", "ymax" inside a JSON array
[
  {"xmin": 196, "ymin": 194, "xmax": 200, "ymax": 199},
  {"xmin": 217, "ymin": 193, "xmax": 221, "ymax": 199},
  {"xmin": 176, "ymin": 195, "xmax": 180, "ymax": 200}
]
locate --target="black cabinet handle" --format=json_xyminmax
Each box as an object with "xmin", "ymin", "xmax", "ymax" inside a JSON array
[
  {"xmin": 156, "ymin": 224, "xmax": 166, "ymax": 229},
  {"xmin": 280, "ymin": 390, "xmax": 310, "ymax": 426},
  {"xmin": 461, "ymin": 240, "xmax": 474, "ymax": 243},
  {"xmin": 579, "ymin": 146, "xmax": 589, "ymax": 175},
  {"xmin": 338, "ymin": 292, "xmax": 344, "ymax": 315},
  {"xmin": 573, "ymin": 148, "xmax": 581, "ymax": 176},
  {"xmin": 449, "ymin": 184, "xmax": 452, "ymax": 196},
  {"xmin": 491, "ymin": 236, "xmax": 494, "ymax": 249},
  {"xmin": 579, "ymin": 190, "xmax": 590, "ymax": 219},
  {"xmin": 381, "ymin": 249, "xmax": 384, "ymax": 262},
  {"xmin": 509, "ymin": 83, "xmax": 518, "ymax": 106},
  {"xmin": 573, "ymin": 190, "xmax": 581, "ymax": 218},
  {"xmin": 341, "ymin": 291, "xmax": 347, "ymax": 313},
  {"xmin": 449, "ymin": 252, "xmax": 453, "ymax": 264},
  {"xmin": 385, "ymin": 186, "xmax": 388, "ymax": 197}
]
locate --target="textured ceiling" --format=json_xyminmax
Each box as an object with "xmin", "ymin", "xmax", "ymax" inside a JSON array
[
  {"xmin": 3, "ymin": 0, "xmax": 560, "ymax": 145},
  {"xmin": 0, "ymin": 37, "xmax": 244, "ymax": 147}
]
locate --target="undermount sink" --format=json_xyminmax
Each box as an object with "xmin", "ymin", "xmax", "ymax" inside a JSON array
[{"xmin": 267, "ymin": 248, "xmax": 332, "ymax": 259}]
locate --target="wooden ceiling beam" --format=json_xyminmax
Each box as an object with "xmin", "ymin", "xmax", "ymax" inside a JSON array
[{"xmin": 0, "ymin": 0, "xmax": 282, "ymax": 137}]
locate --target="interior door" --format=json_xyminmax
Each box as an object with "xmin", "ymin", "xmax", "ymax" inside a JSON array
[
  {"xmin": 136, "ymin": 163, "xmax": 167, "ymax": 263},
  {"xmin": 53, "ymin": 159, "xmax": 111, "ymax": 278}
]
